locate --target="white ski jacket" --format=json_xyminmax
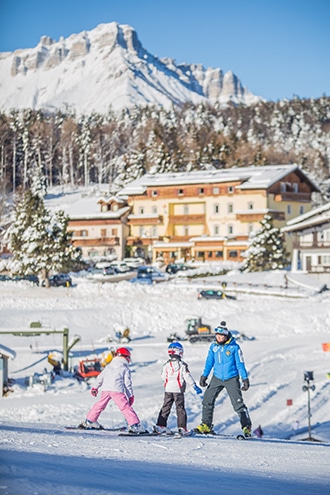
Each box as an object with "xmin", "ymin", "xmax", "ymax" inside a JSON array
[
  {"xmin": 93, "ymin": 356, "xmax": 134, "ymax": 398},
  {"xmin": 161, "ymin": 357, "xmax": 197, "ymax": 393}
]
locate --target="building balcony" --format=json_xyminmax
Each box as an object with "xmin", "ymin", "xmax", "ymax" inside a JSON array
[
  {"xmin": 128, "ymin": 215, "xmax": 163, "ymax": 226},
  {"xmin": 274, "ymin": 192, "xmax": 311, "ymax": 202},
  {"xmin": 126, "ymin": 236, "xmax": 162, "ymax": 246},
  {"xmin": 236, "ymin": 212, "xmax": 267, "ymax": 222},
  {"xmin": 293, "ymin": 240, "xmax": 330, "ymax": 249},
  {"xmin": 168, "ymin": 214, "xmax": 206, "ymax": 224},
  {"xmin": 72, "ymin": 237, "xmax": 120, "ymax": 246}
]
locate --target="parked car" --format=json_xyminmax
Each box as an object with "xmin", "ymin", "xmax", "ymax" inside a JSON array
[
  {"xmin": 0, "ymin": 274, "xmax": 11, "ymax": 281},
  {"xmin": 123, "ymin": 257, "xmax": 146, "ymax": 269},
  {"xmin": 42, "ymin": 274, "xmax": 72, "ymax": 287},
  {"xmin": 87, "ymin": 267, "xmax": 116, "ymax": 278},
  {"xmin": 197, "ymin": 289, "xmax": 236, "ymax": 300},
  {"xmin": 13, "ymin": 274, "xmax": 39, "ymax": 285},
  {"xmin": 109, "ymin": 261, "xmax": 131, "ymax": 273},
  {"xmin": 165, "ymin": 263, "xmax": 190, "ymax": 274},
  {"xmin": 130, "ymin": 266, "xmax": 169, "ymax": 284}
]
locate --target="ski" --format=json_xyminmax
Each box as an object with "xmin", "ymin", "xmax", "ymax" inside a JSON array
[
  {"xmin": 236, "ymin": 434, "xmax": 256, "ymax": 440},
  {"xmin": 118, "ymin": 430, "xmax": 153, "ymax": 437},
  {"xmin": 65, "ymin": 425, "xmax": 124, "ymax": 432}
]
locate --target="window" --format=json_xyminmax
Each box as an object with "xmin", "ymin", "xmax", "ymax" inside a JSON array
[
  {"xmin": 228, "ymin": 224, "xmax": 233, "ymax": 235},
  {"xmin": 81, "ymin": 230, "xmax": 88, "ymax": 237},
  {"xmin": 151, "ymin": 190, "xmax": 158, "ymax": 197},
  {"xmin": 299, "ymin": 205, "xmax": 304, "ymax": 215},
  {"xmin": 323, "ymin": 255, "xmax": 330, "ymax": 266},
  {"xmin": 198, "ymin": 187, "xmax": 204, "ymax": 195},
  {"xmin": 138, "ymin": 207, "xmax": 144, "ymax": 215},
  {"xmin": 152, "ymin": 205, "xmax": 158, "ymax": 214},
  {"xmin": 111, "ymin": 228, "xmax": 118, "ymax": 236},
  {"xmin": 101, "ymin": 229, "xmax": 106, "ymax": 238},
  {"xmin": 293, "ymin": 183, "xmax": 298, "ymax": 193},
  {"xmin": 248, "ymin": 202, "xmax": 254, "ymax": 210},
  {"xmin": 178, "ymin": 189, "xmax": 184, "ymax": 196},
  {"xmin": 214, "ymin": 225, "xmax": 219, "ymax": 235},
  {"xmin": 228, "ymin": 186, "xmax": 234, "ymax": 193},
  {"xmin": 248, "ymin": 223, "xmax": 254, "ymax": 234},
  {"xmin": 151, "ymin": 226, "xmax": 158, "ymax": 237},
  {"xmin": 227, "ymin": 203, "xmax": 233, "ymax": 214},
  {"xmin": 112, "ymin": 204, "xmax": 118, "ymax": 211},
  {"xmin": 183, "ymin": 205, "xmax": 189, "ymax": 215},
  {"xmin": 102, "ymin": 205, "xmax": 108, "ymax": 212},
  {"xmin": 197, "ymin": 251, "xmax": 205, "ymax": 258},
  {"xmin": 184, "ymin": 226, "xmax": 189, "ymax": 236},
  {"xmin": 213, "ymin": 187, "xmax": 219, "ymax": 195},
  {"xmin": 229, "ymin": 250, "xmax": 238, "ymax": 258},
  {"xmin": 207, "ymin": 251, "xmax": 213, "ymax": 258},
  {"xmin": 214, "ymin": 204, "xmax": 220, "ymax": 214},
  {"xmin": 139, "ymin": 226, "xmax": 144, "ymax": 237},
  {"xmin": 287, "ymin": 205, "xmax": 292, "ymax": 215},
  {"xmin": 215, "ymin": 251, "xmax": 223, "ymax": 258}
]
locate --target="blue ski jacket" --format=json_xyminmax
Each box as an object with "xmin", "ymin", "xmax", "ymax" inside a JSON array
[{"xmin": 202, "ymin": 335, "xmax": 248, "ymax": 381}]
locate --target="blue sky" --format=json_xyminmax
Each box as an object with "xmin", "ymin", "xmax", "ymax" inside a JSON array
[{"xmin": 0, "ymin": 0, "xmax": 329, "ymax": 101}]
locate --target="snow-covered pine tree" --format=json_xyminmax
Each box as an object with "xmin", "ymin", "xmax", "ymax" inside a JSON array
[
  {"xmin": 9, "ymin": 176, "xmax": 80, "ymax": 286},
  {"xmin": 241, "ymin": 214, "xmax": 290, "ymax": 272}
]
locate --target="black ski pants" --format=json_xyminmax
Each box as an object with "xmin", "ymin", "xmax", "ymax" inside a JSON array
[
  {"xmin": 157, "ymin": 392, "xmax": 187, "ymax": 429},
  {"xmin": 202, "ymin": 375, "xmax": 251, "ymax": 428}
]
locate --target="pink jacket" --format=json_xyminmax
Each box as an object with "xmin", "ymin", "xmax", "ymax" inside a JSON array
[{"xmin": 93, "ymin": 356, "xmax": 134, "ymax": 398}]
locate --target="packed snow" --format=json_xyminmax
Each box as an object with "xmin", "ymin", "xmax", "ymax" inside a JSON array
[{"xmin": 0, "ymin": 269, "xmax": 329, "ymax": 495}]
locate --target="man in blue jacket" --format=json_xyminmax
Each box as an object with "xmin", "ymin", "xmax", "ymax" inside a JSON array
[{"xmin": 195, "ymin": 321, "xmax": 252, "ymax": 437}]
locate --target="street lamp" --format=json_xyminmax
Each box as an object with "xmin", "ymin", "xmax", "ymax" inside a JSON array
[{"xmin": 302, "ymin": 371, "xmax": 317, "ymax": 441}]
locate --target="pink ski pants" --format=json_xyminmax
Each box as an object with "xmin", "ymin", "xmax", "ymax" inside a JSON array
[{"xmin": 86, "ymin": 391, "xmax": 140, "ymax": 426}]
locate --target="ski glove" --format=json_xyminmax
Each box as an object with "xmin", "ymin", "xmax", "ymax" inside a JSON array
[
  {"xmin": 199, "ymin": 375, "xmax": 208, "ymax": 387},
  {"xmin": 128, "ymin": 396, "xmax": 135, "ymax": 406},
  {"xmin": 194, "ymin": 384, "xmax": 203, "ymax": 395},
  {"xmin": 91, "ymin": 388, "xmax": 98, "ymax": 397},
  {"xmin": 241, "ymin": 379, "xmax": 250, "ymax": 391}
]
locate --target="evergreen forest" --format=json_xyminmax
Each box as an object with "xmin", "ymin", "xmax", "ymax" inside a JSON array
[{"xmin": 1, "ymin": 96, "xmax": 330, "ymax": 213}]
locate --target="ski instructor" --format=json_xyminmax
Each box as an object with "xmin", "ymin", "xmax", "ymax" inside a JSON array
[{"xmin": 195, "ymin": 321, "xmax": 252, "ymax": 437}]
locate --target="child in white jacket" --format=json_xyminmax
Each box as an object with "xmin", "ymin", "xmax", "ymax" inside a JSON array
[
  {"xmin": 155, "ymin": 341, "xmax": 202, "ymax": 435},
  {"xmin": 79, "ymin": 347, "xmax": 144, "ymax": 433}
]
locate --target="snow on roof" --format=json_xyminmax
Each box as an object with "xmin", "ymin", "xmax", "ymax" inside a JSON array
[
  {"xmin": 44, "ymin": 188, "xmax": 130, "ymax": 220},
  {"xmin": 119, "ymin": 164, "xmax": 318, "ymax": 195},
  {"xmin": 283, "ymin": 202, "xmax": 330, "ymax": 232},
  {"xmin": 0, "ymin": 344, "xmax": 16, "ymax": 360}
]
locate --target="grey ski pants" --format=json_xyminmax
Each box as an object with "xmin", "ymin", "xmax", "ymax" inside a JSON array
[
  {"xmin": 202, "ymin": 375, "xmax": 251, "ymax": 428},
  {"xmin": 157, "ymin": 392, "xmax": 187, "ymax": 429}
]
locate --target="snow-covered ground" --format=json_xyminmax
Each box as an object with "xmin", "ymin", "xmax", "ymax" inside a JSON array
[{"xmin": 0, "ymin": 270, "xmax": 330, "ymax": 495}]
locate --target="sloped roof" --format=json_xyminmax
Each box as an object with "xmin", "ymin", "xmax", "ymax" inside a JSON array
[
  {"xmin": 119, "ymin": 165, "xmax": 320, "ymax": 195},
  {"xmin": 282, "ymin": 202, "xmax": 330, "ymax": 232},
  {"xmin": 0, "ymin": 344, "xmax": 16, "ymax": 360}
]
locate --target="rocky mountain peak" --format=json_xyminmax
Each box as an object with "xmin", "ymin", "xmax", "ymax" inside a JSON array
[{"xmin": 0, "ymin": 22, "xmax": 261, "ymax": 114}]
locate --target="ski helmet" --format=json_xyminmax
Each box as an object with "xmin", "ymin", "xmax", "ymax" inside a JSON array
[
  {"xmin": 115, "ymin": 347, "xmax": 131, "ymax": 362},
  {"xmin": 168, "ymin": 341, "xmax": 184, "ymax": 357}
]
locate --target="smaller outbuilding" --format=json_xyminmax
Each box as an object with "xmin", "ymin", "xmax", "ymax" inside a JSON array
[{"xmin": 0, "ymin": 344, "xmax": 16, "ymax": 397}]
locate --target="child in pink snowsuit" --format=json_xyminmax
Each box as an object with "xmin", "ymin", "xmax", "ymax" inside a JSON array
[{"xmin": 80, "ymin": 347, "xmax": 143, "ymax": 432}]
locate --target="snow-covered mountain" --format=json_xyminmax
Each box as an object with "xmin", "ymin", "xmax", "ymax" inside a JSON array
[{"xmin": 0, "ymin": 22, "xmax": 260, "ymax": 114}]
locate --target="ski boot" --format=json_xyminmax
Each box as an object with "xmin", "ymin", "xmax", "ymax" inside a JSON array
[
  {"xmin": 128, "ymin": 423, "xmax": 148, "ymax": 434},
  {"xmin": 177, "ymin": 427, "xmax": 191, "ymax": 437},
  {"xmin": 153, "ymin": 425, "xmax": 174, "ymax": 436},
  {"xmin": 193, "ymin": 422, "xmax": 215, "ymax": 435},
  {"xmin": 79, "ymin": 419, "xmax": 104, "ymax": 430},
  {"xmin": 242, "ymin": 426, "xmax": 252, "ymax": 438}
]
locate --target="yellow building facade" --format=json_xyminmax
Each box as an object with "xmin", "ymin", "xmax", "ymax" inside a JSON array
[{"xmin": 120, "ymin": 165, "xmax": 319, "ymax": 263}]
